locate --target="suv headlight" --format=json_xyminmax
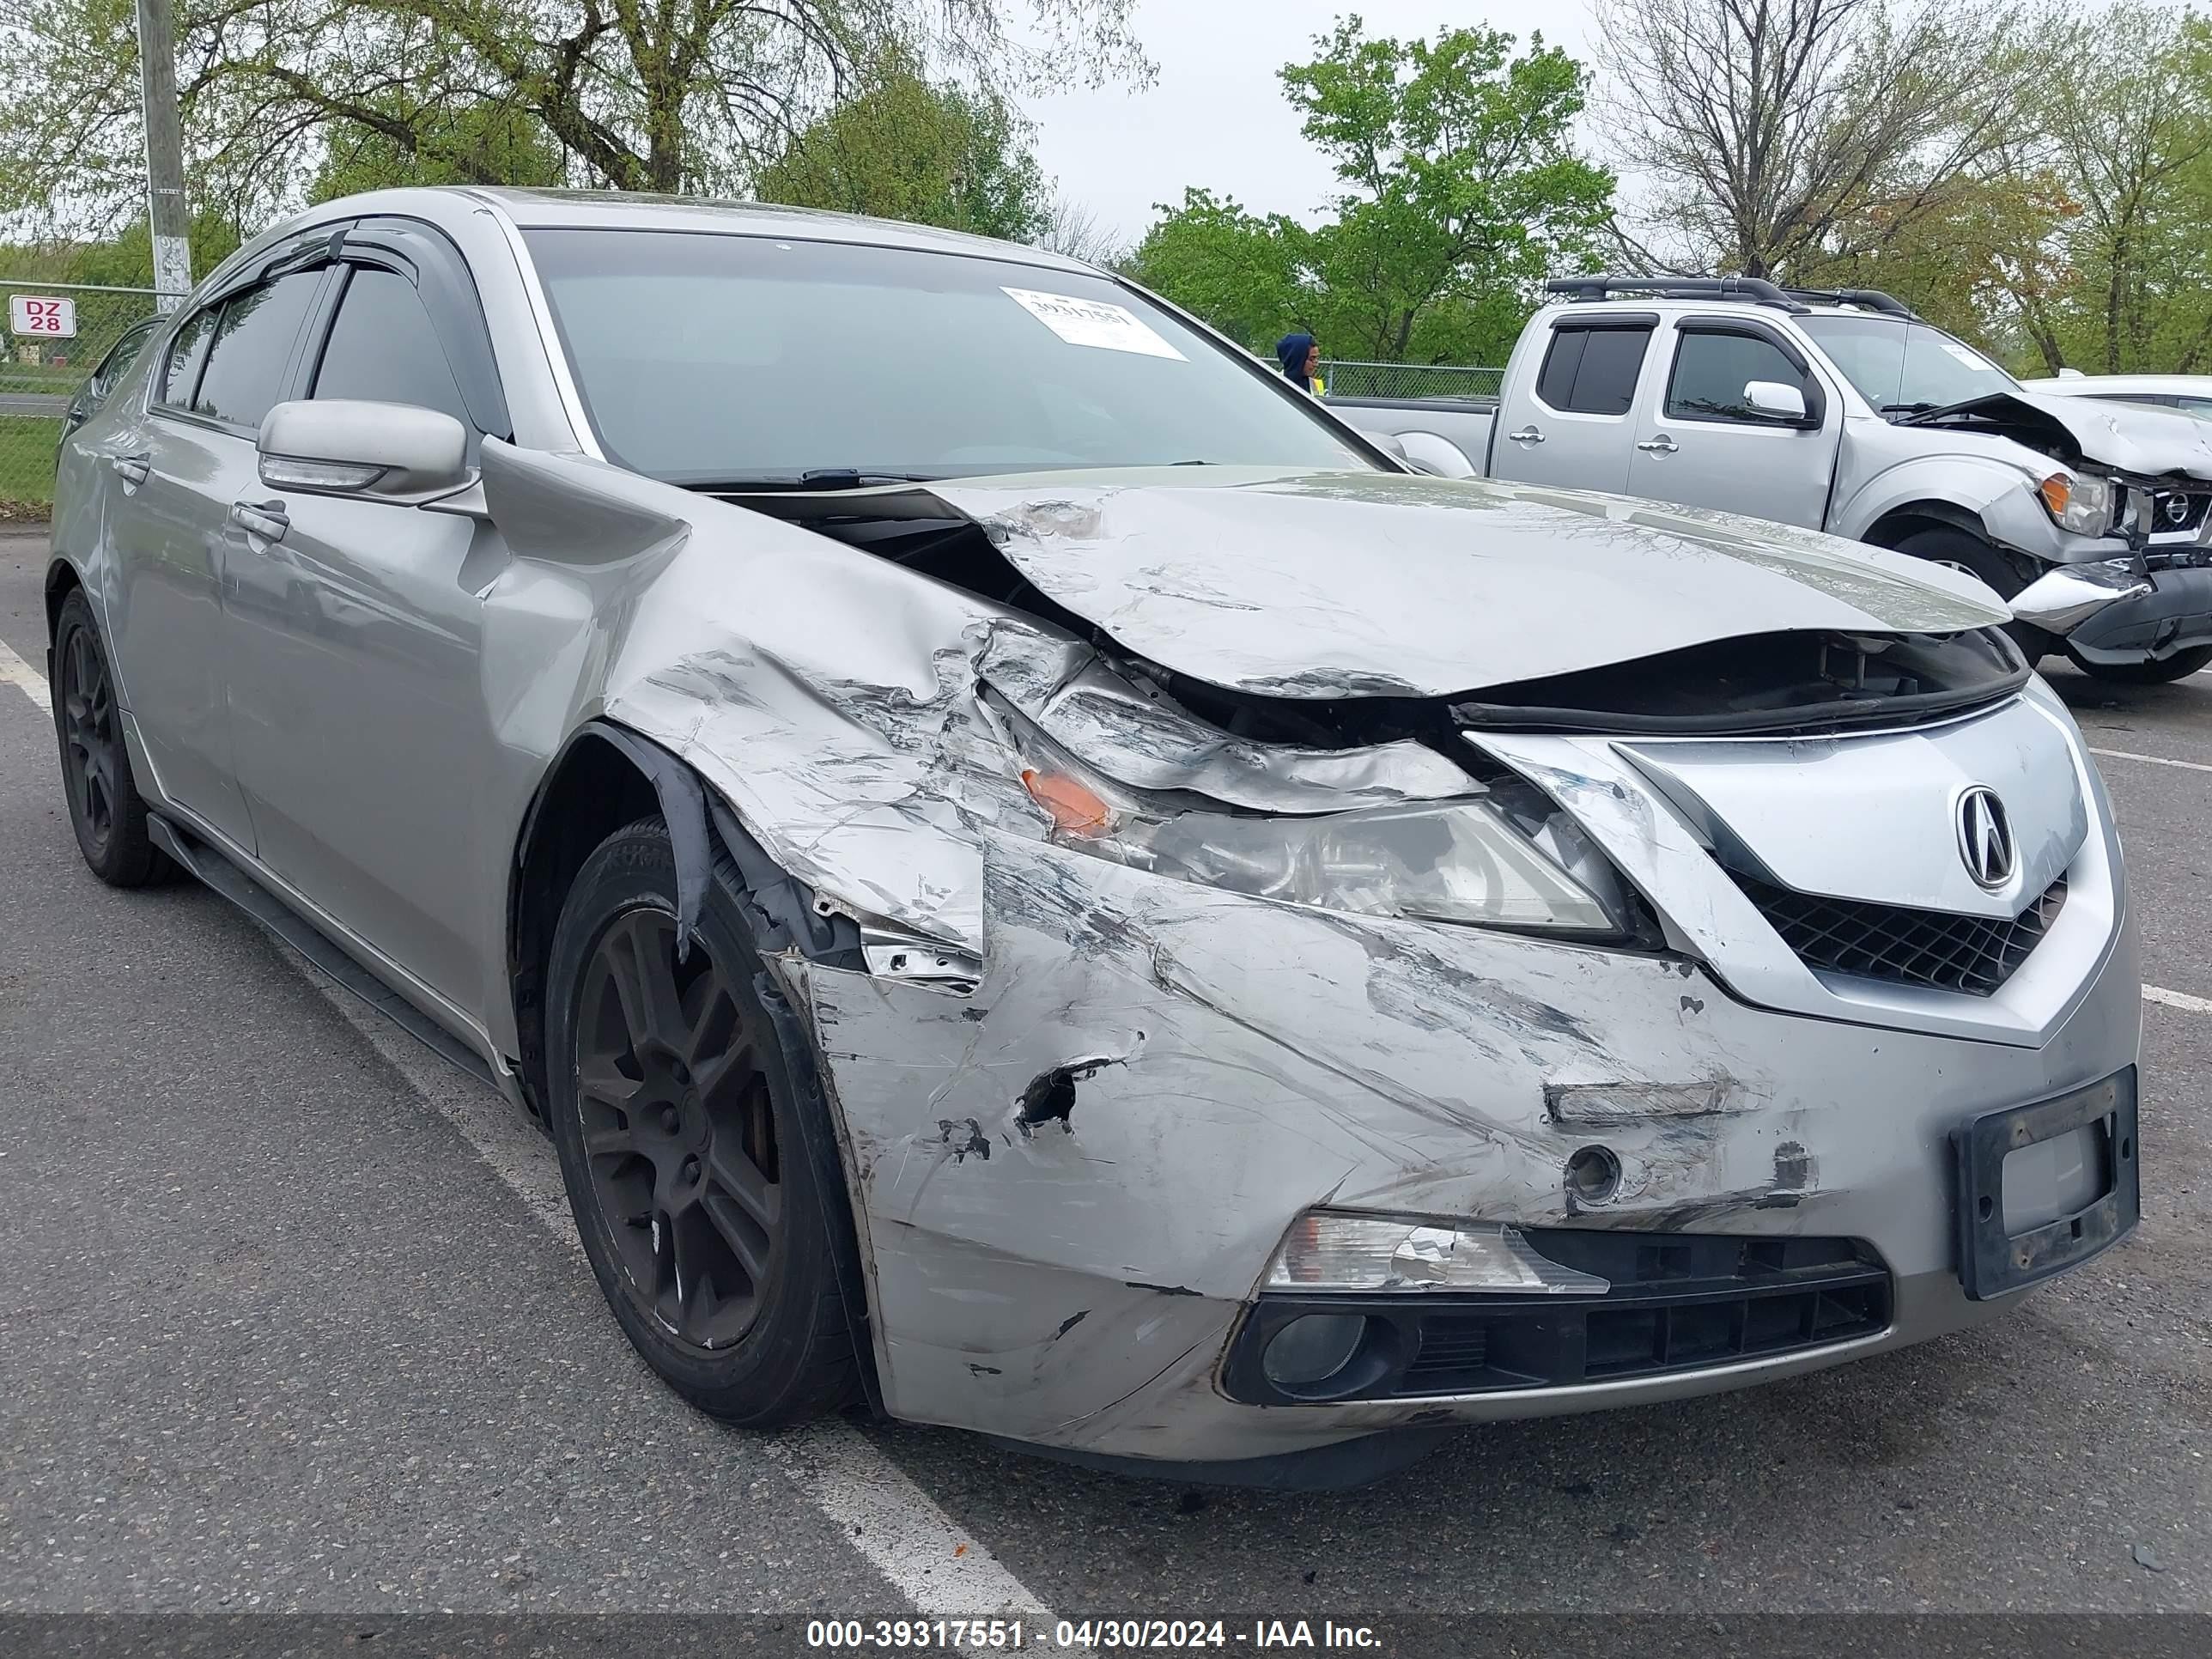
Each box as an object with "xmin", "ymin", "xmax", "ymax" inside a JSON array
[
  {"xmin": 991, "ymin": 698, "xmax": 1626, "ymax": 938},
  {"xmin": 2039, "ymin": 471, "xmax": 2117, "ymax": 536}
]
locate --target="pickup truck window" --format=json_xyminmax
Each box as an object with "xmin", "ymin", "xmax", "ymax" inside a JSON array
[
  {"xmin": 521, "ymin": 228, "xmax": 1374, "ymax": 484},
  {"xmin": 1664, "ymin": 331, "xmax": 1809, "ymax": 422},
  {"xmin": 1534, "ymin": 323, "xmax": 1651, "ymax": 416},
  {"xmin": 1797, "ymin": 315, "xmax": 2014, "ymax": 416}
]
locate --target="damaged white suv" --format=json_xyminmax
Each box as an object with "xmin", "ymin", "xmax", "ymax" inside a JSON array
[{"xmin": 47, "ymin": 189, "xmax": 2141, "ymax": 1486}]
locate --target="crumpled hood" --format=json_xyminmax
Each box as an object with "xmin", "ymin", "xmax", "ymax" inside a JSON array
[
  {"xmin": 1908, "ymin": 390, "xmax": 2212, "ymax": 484},
  {"xmin": 930, "ymin": 469, "xmax": 2007, "ymax": 699}
]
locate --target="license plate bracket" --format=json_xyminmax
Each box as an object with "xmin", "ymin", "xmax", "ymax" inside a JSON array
[{"xmin": 1951, "ymin": 1067, "xmax": 2138, "ymax": 1301}]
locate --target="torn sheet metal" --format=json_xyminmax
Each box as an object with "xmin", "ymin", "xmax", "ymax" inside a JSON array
[
  {"xmin": 796, "ymin": 828, "xmax": 2135, "ymax": 1459},
  {"xmin": 930, "ymin": 469, "xmax": 2006, "ymax": 702},
  {"xmin": 971, "ymin": 624, "xmax": 1474, "ymax": 811}
]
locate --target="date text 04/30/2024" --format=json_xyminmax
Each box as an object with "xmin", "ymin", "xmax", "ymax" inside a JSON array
[{"xmin": 803, "ymin": 1620, "xmax": 1384, "ymax": 1649}]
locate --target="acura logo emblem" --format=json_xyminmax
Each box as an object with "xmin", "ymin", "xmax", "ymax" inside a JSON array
[{"xmin": 1957, "ymin": 787, "xmax": 2016, "ymax": 890}]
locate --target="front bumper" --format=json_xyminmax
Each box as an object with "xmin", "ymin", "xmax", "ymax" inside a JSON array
[
  {"xmin": 2063, "ymin": 563, "xmax": 2212, "ymax": 663},
  {"xmin": 794, "ymin": 811, "xmax": 2141, "ymax": 1468}
]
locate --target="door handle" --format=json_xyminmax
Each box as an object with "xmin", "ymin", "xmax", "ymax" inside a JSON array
[
  {"xmin": 1506, "ymin": 425, "xmax": 1546, "ymax": 445},
  {"xmin": 108, "ymin": 453, "xmax": 151, "ymax": 487},
  {"xmin": 229, "ymin": 499, "xmax": 290, "ymax": 543},
  {"xmin": 1637, "ymin": 434, "xmax": 1680, "ymax": 454}
]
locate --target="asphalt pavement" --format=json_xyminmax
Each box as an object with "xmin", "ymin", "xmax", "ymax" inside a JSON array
[{"xmin": 2, "ymin": 526, "xmax": 2207, "ymax": 1630}]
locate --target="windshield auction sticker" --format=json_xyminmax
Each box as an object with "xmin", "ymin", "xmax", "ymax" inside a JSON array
[{"xmin": 1003, "ymin": 286, "xmax": 1188, "ymax": 360}]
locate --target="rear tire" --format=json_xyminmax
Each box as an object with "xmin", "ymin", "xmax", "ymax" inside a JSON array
[
  {"xmin": 544, "ymin": 817, "xmax": 859, "ymax": 1427},
  {"xmin": 52, "ymin": 591, "xmax": 168, "ymax": 887},
  {"xmin": 2068, "ymin": 643, "xmax": 2212, "ymax": 684}
]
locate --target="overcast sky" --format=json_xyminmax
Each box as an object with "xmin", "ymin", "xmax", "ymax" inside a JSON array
[{"xmin": 1018, "ymin": 1, "xmax": 1602, "ymax": 246}]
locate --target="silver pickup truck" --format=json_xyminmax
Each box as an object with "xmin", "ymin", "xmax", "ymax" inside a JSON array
[{"xmin": 1333, "ymin": 276, "xmax": 2212, "ymax": 683}]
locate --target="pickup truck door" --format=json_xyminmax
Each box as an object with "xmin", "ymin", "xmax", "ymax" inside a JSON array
[
  {"xmin": 1489, "ymin": 313, "xmax": 1656, "ymax": 493},
  {"xmin": 1626, "ymin": 319, "xmax": 1841, "ymax": 529}
]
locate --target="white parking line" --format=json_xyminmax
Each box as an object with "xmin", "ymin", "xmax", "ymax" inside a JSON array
[
  {"xmin": 2144, "ymin": 983, "xmax": 2212, "ymax": 1017},
  {"xmin": 0, "ymin": 635, "xmax": 1051, "ymax": 1624},
  {"xmin": 0, "ymin": 635, "xmax": 48, "ymax": 714},
  {"xmin": 2089, "ymin": 745, "xmax": 2212, "ymax": 775}
]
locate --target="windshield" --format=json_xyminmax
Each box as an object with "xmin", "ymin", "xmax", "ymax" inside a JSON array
[
  {"xmin": 522, "ymin": 228, "xmax": 1373, "ymax": 484},
  {"xmin": 1796, "ymin": 315, "xmax": 2017, "ymax": 416}
]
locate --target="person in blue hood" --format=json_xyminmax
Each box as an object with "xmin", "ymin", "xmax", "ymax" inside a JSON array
[{"xmin": 1275, "ymin": 331, "xmax": 1324, "ymax": 395}]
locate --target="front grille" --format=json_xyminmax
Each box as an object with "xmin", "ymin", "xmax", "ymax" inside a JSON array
[
  {"xmin": 1734, "ymin": 872, "xmax": 2068, "ymax": 997},
  {"xmin": 1223, "ymin": 1233, "xmax": 1893, "ymax": 1405},
  {"xmin": 2149, "ymin": 489, "xmax": 2209, "ymax": 536}
]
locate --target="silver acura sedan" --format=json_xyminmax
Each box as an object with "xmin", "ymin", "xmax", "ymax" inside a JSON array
[{"xmin": 46, "ymin": 188, "xmax": 2141, "ymax": 1486}]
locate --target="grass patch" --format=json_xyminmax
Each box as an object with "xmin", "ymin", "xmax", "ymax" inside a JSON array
[{"xmin": 0, "ymin": 415, "xmax": 62, "ymax": 519}]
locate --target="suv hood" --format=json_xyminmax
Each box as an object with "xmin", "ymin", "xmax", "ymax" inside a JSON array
[
  {"xmin": 929, "ymin": 469, "xmax": 2006, "ymax": 698},
  {"xmin": 1903, "ymin": 389, "xmax": 2212, "ymax": 485}
]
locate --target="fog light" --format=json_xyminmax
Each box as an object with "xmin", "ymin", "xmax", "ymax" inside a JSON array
[
  {"xmin": 1266, "ymin": 1211, "xmax": 1608, "ymax": 1294},
  {"xmin": 1261, "ymin": 1313, "xmax": 1368, "ymax": 1389}
]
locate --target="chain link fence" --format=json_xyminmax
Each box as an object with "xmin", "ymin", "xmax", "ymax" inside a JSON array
[
  {"xmin": 1320, "ymin": 360, "xmax": 1504, "ymax": 401},
  {"xmin": 2, "ymin": 281, "xmax": 163, "ymax": 519}
]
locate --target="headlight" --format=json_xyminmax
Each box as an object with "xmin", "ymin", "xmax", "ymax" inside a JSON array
[
  {"xmin": 2038, "ymin": 471, "xmax": 2116, "ymax": 536},
  {"xmin": 994, "ymin": 698, "xmax": 1625, "ymax": 937}
]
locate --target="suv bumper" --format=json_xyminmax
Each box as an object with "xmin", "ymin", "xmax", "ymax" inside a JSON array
[{"xmin": 2063, "ymin": 565, "xmax": 2212, "ymax": 664}]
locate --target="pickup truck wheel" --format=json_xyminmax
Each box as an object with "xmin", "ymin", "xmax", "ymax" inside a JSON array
[
  {"xmin": 544, "ymin": 817, "xmax": 860, "ymax": 1427},
  {"xmin": 52, "ymin": 591, "xmax": 169, "ymax": 887},
  {"xmin": 2068, "ymin": 644, "xmax": 2212, "ymax": 684},
  {"xmin": 1890, "ymin": 528, "xmax": 2045, "ymax": 662}
]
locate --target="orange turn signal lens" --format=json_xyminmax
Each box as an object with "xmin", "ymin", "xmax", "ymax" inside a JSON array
[
  {"xmin": 1021, "ymin": 769, "xmax": 1112, "ymax": 835},
  {"xmin": 2039, "ymin": 473, "xmax": 2071, "ymax": 518}
]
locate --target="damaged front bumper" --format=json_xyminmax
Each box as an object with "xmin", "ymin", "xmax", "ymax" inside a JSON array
[
  {"xmin": 791, "ymin": 802, "xmax": 2140, "ymax": 1473},
  {"xmin": 2060, "ymin": 562, "xmax": 2212, "ymax": 664}
]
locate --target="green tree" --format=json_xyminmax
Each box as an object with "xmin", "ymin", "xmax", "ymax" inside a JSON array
[
  {"xmin": 1125, "ymin": 189, "xmax": 1314, "ymax": 349},
  {"xmin": 753, "ymin": 51, "xmax": 1048, "ymax": 240},
  {"xmin": 1127, "ymin": 18, "xmax": 1613, "ymax": 364},
  {"xmin": 308, "ymin": 101, "xmax": 566, "ymax": 202},
  {"xmin": 0, "ymin": 1, "xmax": 1148, "ymax": 239},
  {"xmin": 1280, "ymin": 18, "xmax": 1614, "ymax": 362},
  {"xmin": 2028, "ymin": 7, "xmax": 2212, "ymax": 373}
]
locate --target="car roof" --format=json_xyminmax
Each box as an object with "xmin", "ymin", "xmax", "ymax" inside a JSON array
[
  {"xmin": 455, "ymin": 186, "xmax": 1098, "ymax": 274},
  {"xmin": 2017, "ymin": 374, "xmax": 2212, "ymax": 396}
]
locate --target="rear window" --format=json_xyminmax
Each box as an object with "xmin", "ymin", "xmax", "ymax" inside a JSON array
[{"xmin": 1535, "ymin": 325, "xmax": 1651, "ymax": 416}]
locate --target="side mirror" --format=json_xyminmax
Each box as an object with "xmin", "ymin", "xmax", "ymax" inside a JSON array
[
  {"xmin": 1743, "ymin": 380, "xmax": 1810, "ymax": 423},
  {"xmin": 258, "ymin": 399, "xmax": 471, "ymax": 501}
]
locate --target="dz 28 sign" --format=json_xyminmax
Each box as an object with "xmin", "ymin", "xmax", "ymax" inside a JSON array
[{"xmin": 9, "ymin": 295, "xmax": 77, "ymax": 337}]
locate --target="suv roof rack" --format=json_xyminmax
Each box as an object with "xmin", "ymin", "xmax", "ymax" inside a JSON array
[
  {"xmin": 1544, "ymin": 276, "xmax": 1921, "ymax": 319},
  {"xmin": 1546, "ymin": 275, "xmax": 1809, "ymax": 313}
]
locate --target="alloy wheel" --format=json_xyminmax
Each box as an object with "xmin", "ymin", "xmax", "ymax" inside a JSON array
[
  {"xmin": 59, "ymin": 623, "xmax": 119, "ymax": 855},
  {"xmin": 573, "ymin": 908, "xmax": 781, "ymax": 1349}
]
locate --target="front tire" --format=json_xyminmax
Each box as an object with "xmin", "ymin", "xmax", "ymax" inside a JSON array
[
  {"xmin": 1890, "ymin": 528, "xmax": 2044, "ymax": 662},
  {"xmin": 52, "ymin": 590, "xmax": 167, "ymax": 886},
  {"xmin": 544, "ymin": 817, "xmax": 859, "ymax": 1426},
  {"xmin": 2068, "ymin": 643, "xmax": 2212, "ymax": 684}
]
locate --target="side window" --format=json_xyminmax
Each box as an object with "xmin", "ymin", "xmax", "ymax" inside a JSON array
[
  {"xmin": 190, "ymin": 270, "xmax": 325, "ymax": 430},
  {"xmin": 310, "ymin": 266, "xmax": 474, "ymax": 433},
  {"xmin": 91, "ymin": 320, "xmax": 158, "ymax": 402},
  {"xmin": 1534, "ymin": 325, "xmax": 1652, "ymax": 416},
  {"xmin": 1665, "ymin": 331, "xmax": 1811, "ymax": 422},
  {"xmin": 156, "ymin": 308, "xmax": 218, "ymax": 408}
]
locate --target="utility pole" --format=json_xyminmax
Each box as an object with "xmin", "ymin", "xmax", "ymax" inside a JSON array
[{"xmin": 134, "ymin": 0, "xmax": 191, "ymax": 311}]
